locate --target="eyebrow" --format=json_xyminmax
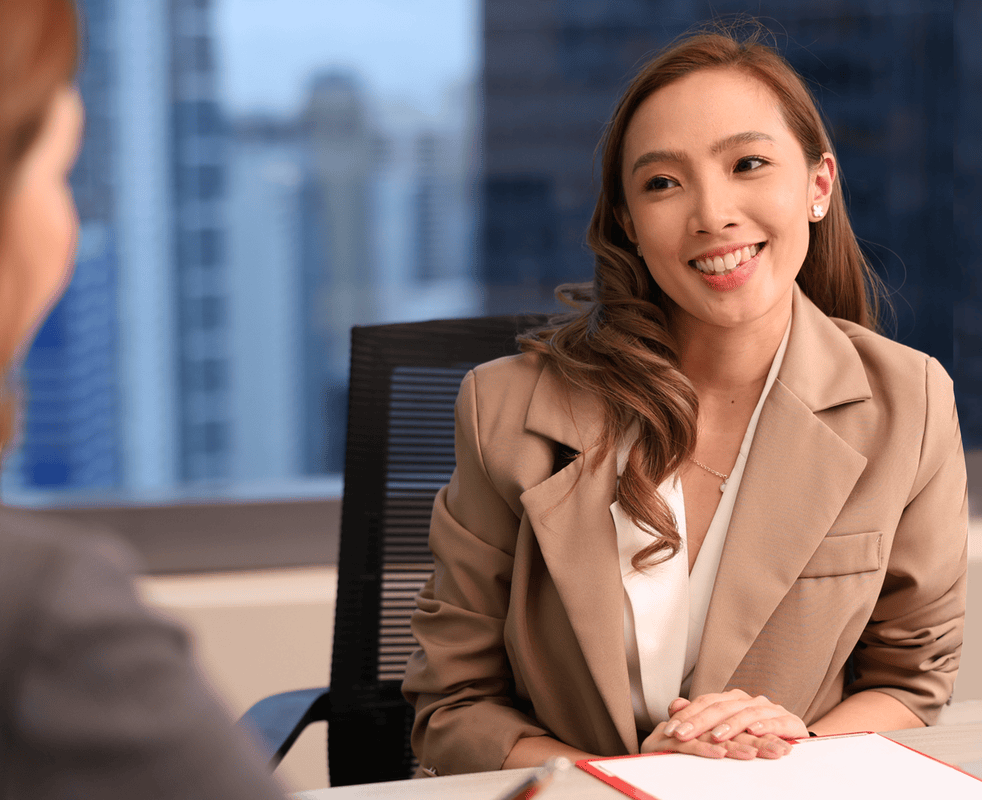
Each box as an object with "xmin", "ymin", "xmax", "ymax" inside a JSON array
[{"xmin": 630, "ymin": 130, "xmax": 776, "ymax": 174}]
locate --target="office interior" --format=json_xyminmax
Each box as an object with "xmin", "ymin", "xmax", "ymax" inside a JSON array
[{"xmin": 3, "ymin": 0, "xmax": 975, "ymax": 793}]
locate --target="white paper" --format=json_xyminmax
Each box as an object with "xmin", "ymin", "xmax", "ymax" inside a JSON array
[{"xmin": 588, "ymin": 734, "xmax": 981, "ymax": 799}]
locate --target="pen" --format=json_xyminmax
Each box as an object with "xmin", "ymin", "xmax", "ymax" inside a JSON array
[{"xmin": 495, "ymin": 756, "xmax": 572, "ymax": 800}]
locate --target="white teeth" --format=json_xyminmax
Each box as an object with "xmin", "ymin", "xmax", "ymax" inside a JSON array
[{"xmin": 691, "ymin": 243, "xmax": 762, "ymax": 274}]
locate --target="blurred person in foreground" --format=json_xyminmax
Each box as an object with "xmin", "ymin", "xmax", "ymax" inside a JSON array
[
  {"xmin": 403, "ymin": 23, "xmax": 967, "ymax": 773},
  {"xmin": 0, "ymin": 2, "xmax": 284, "ymax": 797}
]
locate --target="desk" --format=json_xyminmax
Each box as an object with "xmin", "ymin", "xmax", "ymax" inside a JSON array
[{"xmin": 295, "ymin": 724, "xmax": 982, "ymax": 799}]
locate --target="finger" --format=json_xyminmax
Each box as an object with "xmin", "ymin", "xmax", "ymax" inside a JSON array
[
  {"xmin": 706, "ymin": 706, "xmax": 792, "ymax": 741},
  {"xmin": 677, "ymin": 738, "xmax": 728, "ymax": 759},
  {"xmin": 641, "ymin": 731, "xmax": 727, "ymax": 758},
  {"xmin": 720, "ymin": 737, "xmax": 759, "ymax": 760},
  {"xmin": 746, "ymin": 714, "xmax": 809, "ymax": 740},
  {"xmin": 668, "ymin": 697, "xmax": 690, "ymax": 715},
  {"xmin": 672, "ymin": 694, "xmax": 791, "ymax": 741},
  {"xmin": 732, "ymin": 732, "xmax": 792, "ymax": 759},
  {"xmin": 667, "ymin": 690, "xmax": 750, "ymax": 723},
  {"xmin": 669, "ymin": 697, "xmax": 776, "ymax": 741}
]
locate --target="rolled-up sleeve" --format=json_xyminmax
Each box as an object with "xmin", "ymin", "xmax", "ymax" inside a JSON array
[
  {"xmin": 402, "ymin": 370, "xmax": 548, "ymax": 775},
  {"xmin": 847, "ymin": 356, "xmax": 968, "ymax": 723}
]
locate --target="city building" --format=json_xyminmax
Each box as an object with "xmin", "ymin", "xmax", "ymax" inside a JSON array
[{"xmin": 481, "ymin": 0, "xmax": 955, "ymax": 379}]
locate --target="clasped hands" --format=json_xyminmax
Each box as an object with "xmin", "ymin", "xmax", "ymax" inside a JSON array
[{"xmin": 641, "ymin": 689, "xmax": 808, "ymax": 760}]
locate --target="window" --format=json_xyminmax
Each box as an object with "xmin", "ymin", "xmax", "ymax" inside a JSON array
[{"xmin": 5, "ymin": 0, "xmax": 971, "ymax": 516}]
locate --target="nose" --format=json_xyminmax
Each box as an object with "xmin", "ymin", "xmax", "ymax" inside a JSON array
[{"xmin": 687, "ymin": 178, "xmax": 739, "ymax": 235}]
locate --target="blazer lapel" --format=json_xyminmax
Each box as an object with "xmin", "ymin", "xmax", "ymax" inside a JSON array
[
  {"xmin": 691, "ymin": 286, "xmax": 872, "ymax": 694},
  {"xmin": 521, "ymin": 365, "xmax": 638, "ymax": 754}
]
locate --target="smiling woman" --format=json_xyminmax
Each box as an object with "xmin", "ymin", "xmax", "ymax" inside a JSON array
[
  {"xmin": 617, "ymin": 68, "xmax": 832, "ymax": 334},
  {"xmin": 402, "ymin": 23, "xmax": 967, "ymax": 776}
]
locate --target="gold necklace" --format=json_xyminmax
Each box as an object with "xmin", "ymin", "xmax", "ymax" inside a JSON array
[{"xmin": 689, "ymin": 457, "xmax": 728, "ymax": 493}]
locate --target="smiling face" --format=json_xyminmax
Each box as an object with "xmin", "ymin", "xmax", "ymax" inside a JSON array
[{"xmin": 617, "ymin": 68, "xmax": 834, "ymax": 337}]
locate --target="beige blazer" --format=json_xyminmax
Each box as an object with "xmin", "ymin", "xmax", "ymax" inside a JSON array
[{"xmin": 402, "ymin": 285, "xmax": 967, "ymax": 776}]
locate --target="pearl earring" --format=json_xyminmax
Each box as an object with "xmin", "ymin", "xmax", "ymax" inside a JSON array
[
  {"xmin": 812, "ymin": 204, "xmax": 824, "ymax": 219},
  {"xmin": 637, "ymin": 245, "xmax": 643, "ymax": 257}
]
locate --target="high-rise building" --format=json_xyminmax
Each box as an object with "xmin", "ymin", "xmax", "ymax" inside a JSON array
[
  {"xmin": 11, "ymin": 0, "xmax": 235, "ymax": 495},
  {"xmin": 113, "ymin": 0, "xmax": 180, "ymax": 492},
  {"xmin": 481, "ymin": 0, "xmax": 955, "ymax": 377},
  {"xmin": 298, "ymin": 72, "xmax": 378, "ymax": 473},
  {"xmin": 226, "ymin": 117, "xmax": 305, "ymax": 481},
  {"xmin": 169, "ymin": 0, "xmax": 233, "ymax": 482}
]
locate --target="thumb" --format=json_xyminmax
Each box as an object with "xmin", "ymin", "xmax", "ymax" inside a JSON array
[{"xmin": 668, "ymin": 697, "xmax": 690, "ymax": 715}]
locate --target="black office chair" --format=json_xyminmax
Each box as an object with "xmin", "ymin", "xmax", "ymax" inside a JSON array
[{"xmin": 241, "ymin": 313, "xmax": 550, "ymax": 786}]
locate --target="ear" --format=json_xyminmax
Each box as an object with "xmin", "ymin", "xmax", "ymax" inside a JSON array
[
  {"xmin": 615, "ymin": 205, "xmax": 638, "ymax": 244},
  {"xmin": 809, "ymin": 153, "xmax": 836, "ymax": 218}
]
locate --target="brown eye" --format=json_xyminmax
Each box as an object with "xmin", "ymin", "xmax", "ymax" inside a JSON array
[
  {"xmin": 735, "ymin": 156, "xmax": 768, "ymax": 173},
  {"xmin": 646, "ymin": 175, "xmax": 679, "ymax": 191}
]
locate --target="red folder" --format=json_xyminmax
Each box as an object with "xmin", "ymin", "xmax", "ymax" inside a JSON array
[{"xmin": 577, "ymin": 732, "xmax": 982, "ymax": 800}]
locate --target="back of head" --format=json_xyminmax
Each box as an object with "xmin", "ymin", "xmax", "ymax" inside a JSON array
[
  {"xmin": 0, "ymin": 0, "xmax": 79, "ymax": 450},
  {"xmin": 0, "ymin": 0, "xmax": 79, "ymax": 208}
]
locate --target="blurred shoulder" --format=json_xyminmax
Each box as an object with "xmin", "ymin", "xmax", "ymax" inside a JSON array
[
  {"xmin": 0, "ymin": 506, "xmax": 138, "ymax": 578},
  {"xmin": 0, "ymin": 507, "xmax": 143, "ymax": 647}
]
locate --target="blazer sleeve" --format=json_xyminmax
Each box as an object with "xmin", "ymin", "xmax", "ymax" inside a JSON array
[
  {"xmin": 402, "ymin": 369, "xmax": 549, "ymax": 775},
  {"xmin": 846, "ymin": 356, "xmax": 968, "ymax": 723},
  {"xmin": 3, "ymin": 526, "xmax": 284, "ymax": 800}
]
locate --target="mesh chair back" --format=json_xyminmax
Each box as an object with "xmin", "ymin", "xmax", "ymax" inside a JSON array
[{"xmin": 328, "ymin": 314, "xmax": 549, "ymax": 785}]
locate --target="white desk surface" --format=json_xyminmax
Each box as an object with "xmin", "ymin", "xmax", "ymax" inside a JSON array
[{"xmin": 295, "ymin": 723, "xmax": 982, "ymax": 799}]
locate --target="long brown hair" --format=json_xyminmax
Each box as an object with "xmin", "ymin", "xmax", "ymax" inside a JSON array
[
  {"xmin": 520, "ymin": 24, "xmax": 884, "ymax": 568},
  {"xmin": 0, "ymin": 0, "xmax": 80, "ymax": 452}
]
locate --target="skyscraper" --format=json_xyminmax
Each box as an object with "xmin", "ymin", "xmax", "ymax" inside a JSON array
[
  {"xmin": 226, "ymin": 116, "xmax": 305, "ymax": 481},
  {"xmin": 481, "ymin": 0, "xmax": 955, "ymax": 377},
  {"xmin": 11, "ymin": 0, "xmax": 236, "ymax": 496},
  {"xmin": 169, "ymin": 0, "xmax": 233, "ymax": 482}
]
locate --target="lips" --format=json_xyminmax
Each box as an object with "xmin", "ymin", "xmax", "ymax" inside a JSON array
[{"xmin": 689, "ymin": 242, "xmax": 765, "ymax": 275}]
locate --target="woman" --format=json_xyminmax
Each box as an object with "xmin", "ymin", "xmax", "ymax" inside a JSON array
[
  {"xmin": 402, "ymin": 27, "xmax": 966, "ymax": 774},
  {"xmin": 0, "ymin": 2, "xmax": 283, "ymax": 796}
]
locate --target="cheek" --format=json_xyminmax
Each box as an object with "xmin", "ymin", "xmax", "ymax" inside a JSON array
[
  {"xmin": 0, "ymin": 180, "xmax": 78, "ymax": 347},
  {"xmin": 28, "ymin": 182, "xmax": 78, "ymax": 301},
  {"xmin": 757, "ymin": 185, "xmax": 808, "ymax": 240},
  {"xmin": 637, "ymin": 205, "xmax": 687, "ymax": 257},
  {"xmin": 49, "ymin": 185, "xmax": 79, "ymax": 284}
]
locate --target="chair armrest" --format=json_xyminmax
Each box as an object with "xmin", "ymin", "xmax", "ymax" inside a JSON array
[{"xmin": 239, "ymin": 686, "xmax": 332, "ymax": 768}]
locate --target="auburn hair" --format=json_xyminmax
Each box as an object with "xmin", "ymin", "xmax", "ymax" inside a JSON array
[
  {"xmin": 0, "ymin": 0, "xmax": 80, "ymax": 453},
  {"xmin": 520, "ymin": 24, "xmax": 884, "ymax": 569}
]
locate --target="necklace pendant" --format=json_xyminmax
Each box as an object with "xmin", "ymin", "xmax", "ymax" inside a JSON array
[{"xmin": 720, "ymin": 480, "xmax": 727, "ymax": 493}]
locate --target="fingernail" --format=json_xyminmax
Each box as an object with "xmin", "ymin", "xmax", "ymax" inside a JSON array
[
  {"xmin": 676, "ymin": 722, "xmax": 694, "ymax": 738},
  {"xmin": 664, "ymin": 720, "xmax": 679, "ymax": 735},
  {"xmin": 764, "ymin": 742, "xmax": 790, "ymax": 756},
  {"xmin": 749, "ymin": 721, "xmax": 764, "ymax": 731},
  {"xmin": 711, "ymin": 724, "xmax": 730, "ymax": 740}
]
